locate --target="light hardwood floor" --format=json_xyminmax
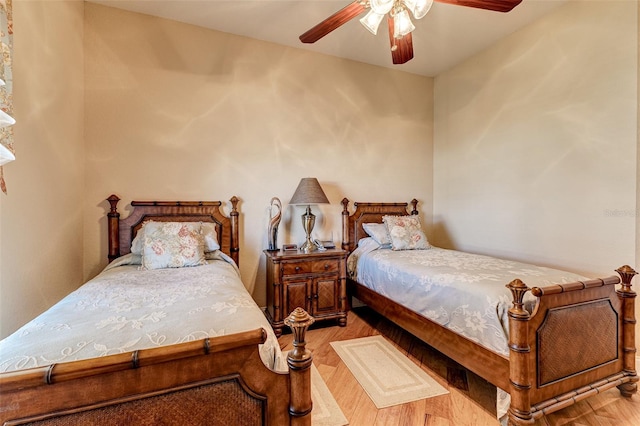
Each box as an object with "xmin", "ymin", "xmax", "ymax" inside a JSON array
[{"xmin": 278, "ymin": 306, "xmax": 640, "ymax": 426}]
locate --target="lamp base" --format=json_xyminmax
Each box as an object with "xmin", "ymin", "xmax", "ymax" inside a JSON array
[
  {"xmin": 300, "ymin": 205, "xmax": 318, "ymax": 253},
  {"xmin": 300, "ymin": 237, "xmax": 318, "ymax": 253}
]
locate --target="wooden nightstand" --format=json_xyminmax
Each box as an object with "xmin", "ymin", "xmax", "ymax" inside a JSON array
[{"xmin": 264, "ymin": 248, "xmax": 348, "ymax": 336}]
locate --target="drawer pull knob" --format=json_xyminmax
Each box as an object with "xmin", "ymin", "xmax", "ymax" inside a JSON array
[
  {"xmin": 295, "ymin": 266, "xmax": 301, "ymax": 272},
  {"xmin": 324, "ymin": 264, "xmax": 329, "ymax": 270}
]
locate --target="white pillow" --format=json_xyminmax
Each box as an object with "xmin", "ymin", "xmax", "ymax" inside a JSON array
[
  {"xmin": 201, "ymin": 222, "xmax": 221, "ymax": 252},
  {"xmin": 131, "ymin": 221, "xmax": 220, "ymax": 254},
  {"xmin": 382, "ymin": 215, "xmax": 430, "ymax": 251},
  {"xmin": 140, "ymin": 222, "xmax": 207, "ymax": 270},
  {"xmin": 130, "ymin": 226, "xmax": 146, "ymax": 255},
  {"xmin": 362, "ymin": 223, "xmax": 391, "ymax": 246}
]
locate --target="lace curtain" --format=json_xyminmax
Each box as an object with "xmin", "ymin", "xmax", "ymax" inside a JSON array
[{"xmin": 0, "ymin": 0, "xmax": 13, "ymax": 194}]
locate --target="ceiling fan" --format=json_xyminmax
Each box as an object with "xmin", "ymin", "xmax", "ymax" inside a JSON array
[{"xmin": 299, "ymin": 0, "xmax": 523, "ymax": 65}]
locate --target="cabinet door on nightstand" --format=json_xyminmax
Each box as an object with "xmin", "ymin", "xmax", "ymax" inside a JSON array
[
  {"xmin": 314, "ymin": 277, "xmax": 339, "ymax": 315},
  {"xmin": 284, "ymin": 277, "xmax": 310, "ymax": 315}
]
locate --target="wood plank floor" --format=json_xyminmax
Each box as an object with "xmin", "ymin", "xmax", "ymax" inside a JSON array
[{"xmin": 278, "ymin": 307, "xmax": 640, "ymax": 426}]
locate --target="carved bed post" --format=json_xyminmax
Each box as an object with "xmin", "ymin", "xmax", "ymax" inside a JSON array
[
  {"xmin": 229, "ymin": 196, "xmax": 240, "ymax": 266},
  {"xmin": 341, "ymin": 198, "xmax": 350, "ymax": 252},
  {"xmin": 107, "ymin": 195, "xmax": 120, "ymax": 263},
  {"xmin": 506, "ymin": 279, "xmax": 533, "ymax": 426},
  {"xmin": 284, "ymin": 308, "xmax": 315, "ymax": 426},
  {"xmin": 616, "ymin": 265, "xmax": 638, "ymax": 397}
]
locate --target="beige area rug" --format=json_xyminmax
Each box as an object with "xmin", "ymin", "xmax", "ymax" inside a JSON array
[
  {"xmin": 330, "ymin": 335, "xmax": 449, "ymax": 409},
  {"xmin": 311, "ymin": 363, "xmax": 349, "ymax": 426}
]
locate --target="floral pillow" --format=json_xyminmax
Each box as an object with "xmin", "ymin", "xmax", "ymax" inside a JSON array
[
  {"xmin": 141, "ymin": 222, "xmax": 207, "ymax": 270},
  {"xmin": 382, "ymin": 215, "xmax": 431, "ymax": 251},
  {"xmin": 132, "ymin": 221, "xmax": 220, "ymax": 254},
  {"xmin": 362, "ymin": 222, "xmax": 391, "ymax": 246}
]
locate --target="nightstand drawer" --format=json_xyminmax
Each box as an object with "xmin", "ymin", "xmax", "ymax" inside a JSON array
[
  {"xmin": 282, "ymin": 260, "xmax": 339, "ymax": 275},
  {"xmin": 310, "ymin": 260, "xmax": 338, "ymax": 274},
  {"xmin": 282, "ymin": 262, "xmax": 311, "ymax": 275}
]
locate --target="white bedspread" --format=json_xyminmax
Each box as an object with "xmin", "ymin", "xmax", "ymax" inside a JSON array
[
  {"xmin": 0, "ymin": 252, "xmax": 285, "ymax": 373},
  {"xmin": 348, "ymin": 238, "xmax": 586, "ymax": 356}
]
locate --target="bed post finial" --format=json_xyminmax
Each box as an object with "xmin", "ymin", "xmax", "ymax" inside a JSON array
[
  {"xmin": 285, "ymin": 308, "xmax": 315, "ymax": 426},
  {"xmin": 617, "ymin": 265, "xmax": 637, "ymax": 294},
  {"xmin": 341, "ymin": 198, "xmax": 350, "ymax": 252},
  {"xmin": 107, "ymin": 195, "xmax": 121, "ymax": 263},
  {"xmin": 616, "ymin": 265, "xmax": 638, "ymax": 397},
  {"xmin": 506, "ymin": 278, "xmax": 533, "ymax": 425},
  {"xmin": 229, "ymin": 196, "xmax": 240, "ymax": 266},
  {"xmin": 229, "ymin": 195, "xmax": 239, "ymax": 213},
  {"xmin": 410, "ymin": 199, "xmax": 418, "ymax": 215}
]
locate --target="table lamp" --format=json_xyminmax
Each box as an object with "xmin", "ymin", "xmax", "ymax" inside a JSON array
[{"xmin": 289, "ymin": 178, "xmax": 330, "ymax": 253}]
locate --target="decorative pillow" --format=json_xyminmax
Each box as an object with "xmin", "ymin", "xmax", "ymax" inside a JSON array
[
  {"xmin": 382, "ymin": 215, "xmax": 430, "ymax": 251},
  {"xmin": 201, "ymin": 222, "xmax": 221, "ymax": 252},
  {"xmin": 132, "ymin": 221, "xmax": 220, "ymax": 254},
  {"xmin": 130, "ymin": 223, "xmax": 148, "ymax": 255},
  {"xmin": 141, "ymin": 222, "xmax": 206, "ymax": 270},
  {"xmin": 131, "ymin": 234, "xmax": 143, "ymax": 255},
  {"xmin": 362, "ymin": 223, "xmax": 391, "ymax": 246}
]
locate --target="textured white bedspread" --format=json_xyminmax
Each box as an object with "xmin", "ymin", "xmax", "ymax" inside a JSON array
[
  {"xmin": 348, "ymin": 238, "xmax": 586, "ymax": 356},
  {"xmin": 0, "ymin": 253, "xmax": 285, "ymax": 373}
]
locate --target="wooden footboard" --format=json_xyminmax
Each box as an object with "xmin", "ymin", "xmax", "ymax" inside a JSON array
[
  {"xmin": 0, "ymin": 309, "xmax": 315, "ymax": 426},
  {"xmin": 506, "ymin": 266, "xmax": 638, "ymax": 425}
]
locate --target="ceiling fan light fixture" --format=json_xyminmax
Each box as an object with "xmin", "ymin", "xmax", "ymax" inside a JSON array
[
  {"xmin": 393, "ymin": 8, "xmax": 415, "ymax": 39},
  {"xmin": 370, "ymin": 0, "xmax": 394, "ymax": 15},
  {"xmin": 403, "ymin": 0, "xmax": 434, "ymax": 19},
  {"xmin": 298, "ymin": 0, "xmax": 523, "ymax": 65},
  {"xmin": 360, "ymin": 10, "xmax": 385, "ymax": 35}
]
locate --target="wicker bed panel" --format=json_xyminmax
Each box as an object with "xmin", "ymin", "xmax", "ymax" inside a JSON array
[
  {"xmin": 13, "ymin": 377, "xmax": 264, "ymax": 426},
  {"xmin": 537, "ymin": 299, "xmax": 618, "ymax": 386}
]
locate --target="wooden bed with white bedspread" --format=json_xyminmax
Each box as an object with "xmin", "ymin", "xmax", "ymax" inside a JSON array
[
  {"xmin": 0, "ymin": 195, "xmax": 313, "ymax": 425},
  {"xmin": 341, "ymin": 198, "xmax": 637, "ymax": 425}
]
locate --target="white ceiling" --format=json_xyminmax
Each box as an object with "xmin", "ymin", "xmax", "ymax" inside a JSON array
[{"xmin": 88, "ymin": 0, "xmax": 567, "ymax": 76}]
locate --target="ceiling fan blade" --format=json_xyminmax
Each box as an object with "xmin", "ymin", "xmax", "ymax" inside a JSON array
[
  {"xmin": 435, "ymin": 0, "xmax": 522, "ymax": 13},
  {"xmin": 299, "ymin": 1, "xmax": 367, "ymax": 43},
  {"xmin": 387, "ymin": 17, "xmax": 414, "ymax": 65}
]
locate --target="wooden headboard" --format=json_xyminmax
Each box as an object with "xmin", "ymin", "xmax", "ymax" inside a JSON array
[
  {"xmin": 106, "ymin": 195, "xmax": 240, "ymax": 266},
  {"xmin": 341, "ymin": 198, "xmax": 419, "ymax": 253}
]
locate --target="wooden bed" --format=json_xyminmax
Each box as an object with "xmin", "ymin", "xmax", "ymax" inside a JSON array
[
  {"xmin": 0, "ymin": 195, "xmax": 313, "ymax": 426},
  {"xmin": 341, "ymin": 198, "xmax": 638, "ymax": 425}
]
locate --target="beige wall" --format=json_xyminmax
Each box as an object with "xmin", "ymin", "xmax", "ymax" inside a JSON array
[
  {"xmin": 2, "ymin": 0, "xmax": 638, "ymax": 341},
  {"xmin": 434, "ymin": 1, "xmax": 637, "ymax": 279},
  {"xmin": 0, "ymin": 0, "xmax": 85, "ymax": 337},
  {"xmin": 83, "ymin": 4, "xmax": 434, "ymax": 306}
]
